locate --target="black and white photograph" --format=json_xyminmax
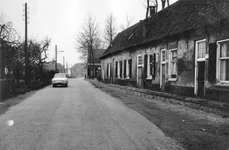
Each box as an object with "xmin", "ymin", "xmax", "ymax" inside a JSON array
[{"xmin": 0, "ymin": 0, "xmax": 229, "ymax": 149}]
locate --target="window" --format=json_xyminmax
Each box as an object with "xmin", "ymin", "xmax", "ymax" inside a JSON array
[
  {"xmin": 217, "ymin": 39, "xmax": 229, "ymax": 82},
  {"xmin": 161, "ymin": 50, "xmax": 166, "ymax": 63},
  {"xmin": 146, "ymin": 53, "xmax": 156, "ymax": 79},
  {"xmin": 196, "ymin": 40, "xmax": 206, "ymax": 61},
  {"xmin": 169, "ymin": 49, "xmax": 178, "ymax": 80},
  {"xmin": 138, "ymin": 55, "xmax": 142, "ymax": 67}
]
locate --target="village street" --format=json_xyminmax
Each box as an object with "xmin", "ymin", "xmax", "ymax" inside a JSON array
[{"xmin": 0, "ymin": 78, "xmax": 183, "ymax": 150}]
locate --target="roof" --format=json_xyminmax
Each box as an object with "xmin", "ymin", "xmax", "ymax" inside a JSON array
[
  {"xmin": 88, "ymin": 49, "xmax": 106, "ymax": 63},
  {"xmin": 71, "ymin": 63, "xmax": 86, "ymax": 69},
  {"xmin": 101, "ymin": 0, "xmax": 229, "ymax": 58}
]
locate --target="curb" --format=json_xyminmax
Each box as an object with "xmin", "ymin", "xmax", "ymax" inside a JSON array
[
  {"xmin": 105, "ymin": 83, "xmax": 229, "ymax": 113},
  {"xmin": 89, "ymin": 79, "xmax": 229, "ymax": 116}
]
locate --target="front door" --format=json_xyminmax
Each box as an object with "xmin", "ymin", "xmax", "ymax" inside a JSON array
[
  {"xmin": 194, "ymin": 39, "xmax": 206, "ymax": 96},
  {"xmin": 161, "ymin": 64, "xmax": 166, "ymax": 91},
  {"xmin": 137, "ymin": 54, "xmax": 143, "ymax": 88},
  {"xmin": 160, "ymin": 49, "xmax": 166, "ymax": 91},
  {"xmin": 197, "ymin": 62, "xmax": 205, "ymax": 96}
]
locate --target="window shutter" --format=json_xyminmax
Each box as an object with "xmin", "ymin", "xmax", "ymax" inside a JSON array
[
  {"xmin": 153, "ymin": 53, "xmax": 156, "ymax": 79},
  {"xmin": 150, "ymin": 55, "xmax": 153, "ymax": 75},
  {"xmin": 144, "ymin": 54, "xmax": 148, "ymax": 79},
  {"xmin": 107, "ymin": 64, "xmax": 109, "ymax": 77},
  {"xmin": 110, "ymin": 63, "xmax": 113, "ymax": 77},
  {"xmin": 115, "ymin": 61, "xmax": 118, "ymax": 78},
  {"xmin": 129, "ymin": 59, "xmax": 132, "ymax": 79},
  {"xmin": 124, "ymin": 60, "xmax": 126, "ymax": 78},
  {"xmin": 120, "ymin": 61, "xmax": 122, "ymax": 78},
  {"xmin": 208, "ymin": 43, "xmax": 217, "ymax": 83}
]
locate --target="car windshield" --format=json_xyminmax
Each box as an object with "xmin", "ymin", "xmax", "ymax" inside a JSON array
[{"xmin": 54, "ymin": 73, "xmax": 66, "ymax": 78}]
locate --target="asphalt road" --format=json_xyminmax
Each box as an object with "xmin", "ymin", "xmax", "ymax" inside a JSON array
[{"xmin": 0, "ymin": 78, "xmax": 183, "ymax": 150}]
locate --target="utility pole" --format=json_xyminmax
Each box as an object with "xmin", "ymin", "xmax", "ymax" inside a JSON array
[
  {"xmin": 55, "ymin": 45, "xmax": 57, "ymax": 72},
  {"xmin": 24, "ymin": 3, "xmax": 29, "ymax": 85},
  {"xmin": 66, "ymin": 62, "xmax": 68, "ymax": 74},
  {"xmin": 63, "ymin": 56, "xmax": 65, "ymax": 73},
  {"xmin": 0, "ymin": 28, "xmax": 3, "ymax": 79}
]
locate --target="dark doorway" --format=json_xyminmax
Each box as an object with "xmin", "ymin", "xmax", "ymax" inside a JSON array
[
  {"xmin": 161, "ymin": 64, "xmax": 166, "ymax": 91},
  {"xmin": 197, "ymin": 62, "xmax": 205, "ymax": 97}
]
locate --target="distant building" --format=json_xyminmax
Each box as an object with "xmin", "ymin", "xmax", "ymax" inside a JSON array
[
  {"xmin": 71, "ymin": 63, "xmax": 87, "ymax": 78},
  {"xmin": 87, "ymin": 49, "xmax": 105, "ymax": 78}
]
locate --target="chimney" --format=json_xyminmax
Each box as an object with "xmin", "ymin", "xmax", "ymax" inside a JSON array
[{"xmin": 149, "ymin": 6, "xmax": 156, "ymax": 16}]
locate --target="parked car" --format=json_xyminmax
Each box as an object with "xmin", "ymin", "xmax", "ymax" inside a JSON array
[{"xmin": 52, "ymin": 73, "xmax": 68, "ymax": 87}]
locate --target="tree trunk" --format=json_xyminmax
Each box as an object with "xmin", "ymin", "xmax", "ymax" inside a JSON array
[
  {"xmin": 92, "ymin": 46, "xmax": 95, "ymax": 79},
  {"xmin": 88, "ymin": 45, "xmax": 92, "ymax": 79}
]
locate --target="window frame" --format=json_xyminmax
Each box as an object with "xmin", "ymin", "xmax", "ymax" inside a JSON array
[
  {"xmin": 196, "ymin": 39, "xmax": 207, "ymax": 62},
  {"xmin": 161, "ymin": 49, "xmax": 166, "ymax": 64},
  {"xmin": 216, "ymin": 39, "xmax": 229, "ymax": 84},
  {"xmin": 137, "ymin": 54, "xmax": 142, "ymax": 67},
  {"xmin": 168, "ymin": 48, "xmax": 178, "ymax": 81}
]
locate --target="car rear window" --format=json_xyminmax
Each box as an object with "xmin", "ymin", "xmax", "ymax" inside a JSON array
[{"xmin": 54, "ymin": 73, "xmax": 66, "ymax": 78}]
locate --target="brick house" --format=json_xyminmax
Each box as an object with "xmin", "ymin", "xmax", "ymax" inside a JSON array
[{"xmin": 100, "ymin": 0, "xmax": 229, "ymax": 102}]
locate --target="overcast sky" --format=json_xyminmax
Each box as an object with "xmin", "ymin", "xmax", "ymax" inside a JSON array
[{"xmin": 1, "ymin": 0, "xmax": 177, "ymax": 66}]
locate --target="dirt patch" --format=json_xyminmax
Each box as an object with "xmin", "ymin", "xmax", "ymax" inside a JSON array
[{"xmin": 88, "ymin": 79, "xmax": 229, "ymax": 150}]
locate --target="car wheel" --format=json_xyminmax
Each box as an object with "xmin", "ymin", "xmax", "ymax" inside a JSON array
[
  {"xmin": 53, "ymin": 84, "xmax": 56, "ymax": 87},
  {"xmin": 65, "ymin": 84, "xmax": 68, "ymax": 87}
]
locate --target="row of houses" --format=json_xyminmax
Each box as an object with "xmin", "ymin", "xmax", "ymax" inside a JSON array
[{"xmin": 100, "ymin": 0, "xmax": 229, "ymax": 102}]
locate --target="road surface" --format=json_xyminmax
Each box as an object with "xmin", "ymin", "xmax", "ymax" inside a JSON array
[{"xmin": 0, "ymin": 78, "xmax": 183, "ymax": 150}]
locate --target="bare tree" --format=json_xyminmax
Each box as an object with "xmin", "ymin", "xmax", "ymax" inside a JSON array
[
  {"xmin": 104, "ymin": 13, "xmax": 118, "ymax": 47},
  {"xmin": 20, "ymin": 37, "xmax": 51, "ymax": 84},
  {"xmin": 76, "ymin": 13, "xmax": 102, "ymax": 79},
  {"xmin": 0, "ymin": 13, "xmax": 4, "ymax": 23},
  {"xmin": 120, "ymin": 14, "xmax": 134, "ymax": 31}
]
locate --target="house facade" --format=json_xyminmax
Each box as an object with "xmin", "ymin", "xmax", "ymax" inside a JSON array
[
  {"xmin": 88, "ymin": 49, "xmax": 105, "ymax": 78},
  {"xmin": 100, "ymin": 0, "xmax": 229, "ymax": 102},
  {"xmin": 70, "ymin": 63, "xmax": 87, "ymax": 77}
]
